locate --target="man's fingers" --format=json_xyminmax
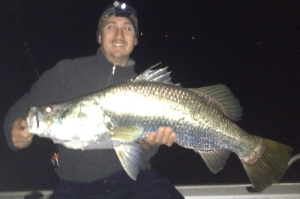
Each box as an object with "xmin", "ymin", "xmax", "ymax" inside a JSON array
[
  {"xmin": 166, "ymin": 132, "xmax": 176, "ymax": 147},
  {"xmin": 144, "ymin": 127, "xmax": 176, "ymax": 147},
  {"xmin": 147, "ymin": 132, "xmax": 160, "ymax": 146},
  {"xmin": 11, "ymin": 130, "xmax": 33, "ymax": 148},
  {"xmin": 11, "ymin": 118, "xmax": 33, "ymax": 149},
  {"xmin": 154, "ymin": 127, "xmax": 166, "ymax": 145},
  {"xmin": 160, "ymin": 126, "xmax": 172, "ymax": 145},
  {"xmin": 164, "ymin": 127, "xmax": 176, "ymax": 147},
  {"xmin": 139, "ymin": 140, "xmax": 151, "ymax": 150}
]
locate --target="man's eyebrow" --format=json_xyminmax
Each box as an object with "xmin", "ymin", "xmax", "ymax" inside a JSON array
[
  {"xmin": 103, "ymin": 21, "xmax": 117, "ymax": 26},
  {"xmin": 103, "ymin": 20, "xmax": 133, "ymax": 26},
  {"xmin": 123, "ymin": 21, "xmax": 133, "ymax": 25}
]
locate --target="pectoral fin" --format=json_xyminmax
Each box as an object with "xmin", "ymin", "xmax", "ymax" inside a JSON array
[
  {"xmin": 110, "ymin": 126, "xmax": 143, "ymax": 142},
  {"xmin": 115, "ymin": 143, "xmax": 143, "ymax": 180},
  {"xmin": 197, "ymin": 149, "xmax": 231, "ymax": 174}
]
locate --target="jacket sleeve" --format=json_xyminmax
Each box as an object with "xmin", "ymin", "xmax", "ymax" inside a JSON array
[{"xmin": 3, "ymin": 62, "xmax": 66, "ymax": 151}]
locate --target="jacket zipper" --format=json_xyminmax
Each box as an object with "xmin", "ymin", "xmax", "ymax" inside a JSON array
[
  {"xmin": 112, "ymin": 65, "xmax": 116, "ymax": 75},
  {"xmin": 107, "ymin": 65, "xmax": 116, "ymax": 86}
]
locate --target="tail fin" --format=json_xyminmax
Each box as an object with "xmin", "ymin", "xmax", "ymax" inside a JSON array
[{"xmin": 240, "ymin": 138, "xmax": 293, "ymax": 192}]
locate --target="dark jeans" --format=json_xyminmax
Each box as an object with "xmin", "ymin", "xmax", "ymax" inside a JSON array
[{"xmin": 49, "ymin": 169, "xmax": 184, "ymax": 199}]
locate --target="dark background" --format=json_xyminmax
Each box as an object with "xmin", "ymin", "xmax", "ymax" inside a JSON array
[{"xmin": 1, "ymin": 0, "xmax": 299, "ymax": 191}]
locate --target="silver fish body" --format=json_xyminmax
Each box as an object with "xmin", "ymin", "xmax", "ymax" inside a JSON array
[
  {"xmin": 98, "ymin": 81, "xmax": 253, "ymax": 155},
  {"xmin": 26, "ymin": 66, "xmax": 292, "ymax": 192}
]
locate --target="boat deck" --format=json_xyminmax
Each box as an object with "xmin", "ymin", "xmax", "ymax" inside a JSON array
[{"xmin": 1, "ymin": 183, "xmax": 299, "ymax": 199}]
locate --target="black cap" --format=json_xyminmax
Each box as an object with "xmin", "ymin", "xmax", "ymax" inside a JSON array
[{"xmin": 96, "ymin": 1, "xmax": 138, "ymax": 41}]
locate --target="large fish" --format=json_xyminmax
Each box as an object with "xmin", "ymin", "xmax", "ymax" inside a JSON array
[{"xmin": 26, "ymin": 64, "xmax": 292, "ymax": 192}]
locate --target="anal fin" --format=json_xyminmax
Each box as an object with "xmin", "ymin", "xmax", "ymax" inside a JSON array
[{"xmin": 197, "ymin": 149, "xmax": 231, "ymax": 174}]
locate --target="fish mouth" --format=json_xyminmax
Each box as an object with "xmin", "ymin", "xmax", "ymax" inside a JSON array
[{"xmin": 26, "ymin": 107, "xmax": 40, "ymax": 134}]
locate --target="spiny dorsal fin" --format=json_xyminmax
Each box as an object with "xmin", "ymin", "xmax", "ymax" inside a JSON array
[
  {"xmin": 190, "ymin": 84, "xmax": 242, "ymax": 121},
  {"xmin": 197, "ymin": 149, "xmax": 231, "ymax": 174},
  {"xmin": 134, "ymin": 63, "xmax": 176, "ymax": 85}
]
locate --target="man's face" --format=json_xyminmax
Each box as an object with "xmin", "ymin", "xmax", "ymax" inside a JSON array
[{"xmin": 98, "ymin": 16, "xmax": 137, "ymax": 66}]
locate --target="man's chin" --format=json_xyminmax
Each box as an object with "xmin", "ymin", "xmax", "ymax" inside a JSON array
[{"xmin": 110, "ymin": 53, "xmax": 126, "ymax": 60}]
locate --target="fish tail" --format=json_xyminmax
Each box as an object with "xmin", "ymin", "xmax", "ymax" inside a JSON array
[{"xmin": 239, "ymin": 138, "xmax": 293, "ymax": 192}]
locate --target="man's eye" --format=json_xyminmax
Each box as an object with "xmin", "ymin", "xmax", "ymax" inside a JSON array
[{"xmin": 124, "ymin": 27, "xmax": 132, "ymax": 31}]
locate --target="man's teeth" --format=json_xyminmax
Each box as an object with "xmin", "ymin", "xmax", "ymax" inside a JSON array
[{"xmin": 113, "ymin": 43, "xmax": 125, "ymax": 47}]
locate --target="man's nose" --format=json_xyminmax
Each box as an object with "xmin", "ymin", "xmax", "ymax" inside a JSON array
[{"xmin": 115, "ymin": 28, "xmax": 124, "ymax": 39}]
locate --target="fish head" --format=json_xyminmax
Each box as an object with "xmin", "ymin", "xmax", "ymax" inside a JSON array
[
  {"xmin": 26, "ymin": 100, "xmax": 110, "ymax": 148},
  {"xmin": 26, "ymin": 103, "xmax": 70, "ymax": 136}
]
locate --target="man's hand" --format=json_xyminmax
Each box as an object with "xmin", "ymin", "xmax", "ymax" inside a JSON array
[
  {"xmin": 11, "ymin": 118, "xmax": 33, "ymax": 149},
  {"xmin": 139, "ymin": 126, "xmax": 176, "ymax": 150}
]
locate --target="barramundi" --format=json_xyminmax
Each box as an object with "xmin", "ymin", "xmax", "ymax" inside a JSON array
[{"xmin": 26, "ymin": 64, "xmax": 292, "ymax": 192}]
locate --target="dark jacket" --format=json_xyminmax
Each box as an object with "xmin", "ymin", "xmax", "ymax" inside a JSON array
[{"xmin": 4, "ymin": 48, "xmax": 159, "ymax": 182}]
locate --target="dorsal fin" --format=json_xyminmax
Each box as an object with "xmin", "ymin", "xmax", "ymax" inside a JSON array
[
  {"xmin": 190, "ymin": 85, "xmax": 243, "ymax": 121},
  {"xmin": 134, "ymin": 63, "xmax": 176, "ymax": 85}
]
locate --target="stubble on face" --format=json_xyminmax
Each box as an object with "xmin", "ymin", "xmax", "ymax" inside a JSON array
[{"xmin": 98, "ymin": 16, "xmax": 137, "ymax": 66}]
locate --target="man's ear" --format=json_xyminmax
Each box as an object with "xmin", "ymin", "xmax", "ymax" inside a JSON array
[
  {"xmin": 134, "ymin": 38, "xmax": 137, "ymax": 46},
  {"xmin": 97, "ymin": 35, "xmax": 102, "ymax": 45}
]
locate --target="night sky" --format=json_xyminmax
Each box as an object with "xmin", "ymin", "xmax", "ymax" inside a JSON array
[{"xmin": 1, "ymin": 0, "xmax": 300, "ymax": 191}]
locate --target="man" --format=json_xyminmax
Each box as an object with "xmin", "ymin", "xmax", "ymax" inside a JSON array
[{"xmin": 4, "ymin": 1, "xmax": 184, "ymax": 198}]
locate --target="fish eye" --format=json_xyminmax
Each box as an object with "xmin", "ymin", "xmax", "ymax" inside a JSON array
[{"xmin": 45, "ymin": 106, "xmax": 52, "ymax": 113}]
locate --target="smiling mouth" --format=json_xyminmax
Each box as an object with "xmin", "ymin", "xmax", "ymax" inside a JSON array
[{"xmin": 112, "ymin": 43, "xmax": 125, "ymax": 47}]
